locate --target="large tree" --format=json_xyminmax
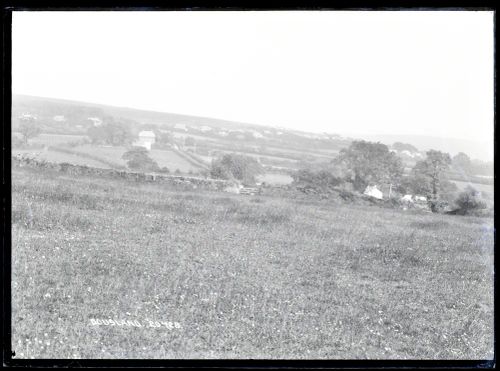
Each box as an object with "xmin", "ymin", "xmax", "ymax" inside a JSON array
[
  {"xmin": 87, "ymin": 117, "xmax": 134, "ymax": 146},
  {"xmin": 409, "ymin": 150, "xmax": 452, "ymax": 212},
  {"xmin": 122, "ymin": 146, "xmax": 160, "ymax": 172},
  {"xmin": 454, "ymin": 186, "xmax": 487, "ymax": 215},
  {"xmin": 210, "ymin": 153, "xmax": 264, "ymax": 185},
  {"xmin": 337, "ymin": 140, "xmax": 403, "ymax": 191},
  {"xmin": 18, "ymin": 116, "xmax": 41, "ymax": 145},
  {"xmin": 452, "ymin": 152, "xmax": 472, "ymax": 175}
]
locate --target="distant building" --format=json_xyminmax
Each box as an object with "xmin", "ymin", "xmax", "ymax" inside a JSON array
[
  {"xmin": 19, "ymin": 113, "xmax": 37, "ymax": 120},
  {"xmin": 364, "ymin": 185, "xmax": 383, "ymax": 200},
  {"xmin": 401, "ymin": 150, "xmax": 414, "ymax": 158},
  {"xmin": 53, "ymin": 115, "xmax": 66, "ymax": 122},
  {"xmin": 88, "ymin": 117, "xmax": 103, "ymax": 127},
  {"xmin": 251, "ymin": 131, "xmax": 264, "ymax": 139},
  {"xmin": 134, "ymin": 130, "xmax": 156, "ymax": 151},
  {"xmin": 218, "ymin": 131, "xmax": 229, "ymax": 137},
  {"xmin": 174, "ymin": 123, "xmax": 188, "ymax": 131}
]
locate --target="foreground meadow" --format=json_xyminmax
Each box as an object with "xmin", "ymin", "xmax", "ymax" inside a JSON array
[{"xmin": 11, "ymin": 167, "xmax": 494, "ymax": 359}]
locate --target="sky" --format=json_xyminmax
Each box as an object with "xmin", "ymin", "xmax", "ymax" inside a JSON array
[{"xmin": 12, "ymin": 11, "xmax": 494, "ymax": 147}]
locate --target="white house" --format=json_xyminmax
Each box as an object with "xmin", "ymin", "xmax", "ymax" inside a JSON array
[
  {"xmin": 401, "ymin": 194, "xmax": 414, "ymax": 203},
  {"xmin": 19, "ymin": 113, "xmax": 37, "ymax": 120},
  {"xmin": 88, "ymin": 117, "xmax": 103, "ymax": 127},
  {"xmin": 364, "ymin": 185, "xmax": 383, "ymax": 200},
  {"xmin": 53, "ymin": 115, "xmax": 66, "ymax": 122},
  {"xmin": 134, "ymin": 130, "xmax": 156, "ymax": 151},
  {"xmin": 251, "ymin": 131, "xmax": 264, "ymax": 139}
]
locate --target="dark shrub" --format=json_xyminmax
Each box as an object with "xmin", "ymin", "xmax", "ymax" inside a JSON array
[{"xmin": 454, "ymin": 186, "xmax": 487, "ymax": 215}]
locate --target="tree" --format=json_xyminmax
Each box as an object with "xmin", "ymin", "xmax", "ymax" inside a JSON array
[
  {"xmin": 409, "ymin": 150, "xmax": 452, "ymax": 212},
  {"xmin": 122, "ymin": 146, "xmax": 160, "ymax": 172},
  {"xmin": 210, "ymin": 153, "xmax": 264, "ymax": 185},
  {"xmin": 452, "ymin": 152, "xmax": 472, "ymax": 175},
  {"xmin": 87, "ymin": 117, "xmax": 134, "ymax": 146},
  {"xmin": 19, "ymin": 116, "xmax": 41, "ymax": 145},
  {"xmin": 292, "ymin": 169, "xmax": 343, "ymax": 193},
  {"xmin": 454, "ymin": 186, "xmax": 487, "ymax": 215},
  {"xmin": 155, "ymin": 130, "xmax": 173, "ymax": 146},
  {"xmin": 184, "ymin": 136, "xmax": 196, "ymax": 147},
  {"xmin": 337, "ymin": 140, "xmax": 403, "ymax": 191}
]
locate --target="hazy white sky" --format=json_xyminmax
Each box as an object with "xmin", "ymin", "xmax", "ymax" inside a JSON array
[{"xmin": 13, "ymin": 11, "xmax": 494, "ymax": 144}]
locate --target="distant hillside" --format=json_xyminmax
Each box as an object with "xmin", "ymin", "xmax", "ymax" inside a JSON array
[
  {"xmin": 12, "ymin": 95, "xmax": 493, "ymax": 164},
  {"xmin": 11, "ymin": 94, "xmax": 352, "ymax": 156},
  {"xmin": 12, "ymin": 94, "xmax": 266, "ymax": 132}
]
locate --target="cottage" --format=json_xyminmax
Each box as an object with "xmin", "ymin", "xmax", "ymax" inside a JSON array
[
  {"xmin": 53, "ymin": 115, "xmax": 66, "ymax": 122},
  {"xmin": 134, "ymin": 131, "xmax": 156, "ymax": 151},
  {"xmin": 401, "ymin": 194, "xmax": 414, "ymax": 203},
  {"xmin": 363, "ymin": 185, "xmax": 383, "ymax": 200},
  {"xmin": 88, "ymin": 117, "xmax": 103, "ymax": 127},
  {"xmin": 19, "ymin": 113, "xmax": 37, "ymax": 120}
]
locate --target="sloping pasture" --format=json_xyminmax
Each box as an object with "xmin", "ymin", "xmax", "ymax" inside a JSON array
[{"xmin": 11, "ymin": 167, "xmax": 494, "ymax": 359}]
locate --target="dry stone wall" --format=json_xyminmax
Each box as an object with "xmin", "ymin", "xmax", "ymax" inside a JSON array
[{"xmin": 12, "ymin": 154, "xmax": 230, "ymax": 191}]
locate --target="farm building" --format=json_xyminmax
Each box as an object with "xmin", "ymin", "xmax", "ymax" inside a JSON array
[
  {"xmin": 134, "ymin": 131, "xmax": 156, "ymax": 151},
  {"xmin": 53, "ymin": 115, "xmax": 66, "ymax": 122},
  {"xmin": 19, "ymin": 113, "xmax": 37, "ymax": 120},
  {"xmin": 363, "ymin": 185, "xmax": 383, "ymax": 200},
  {"xmin": 400, "ymin": 194, "xmax": 428, "ymax": 203},
  {"xmin": 88, "ymin": 117, "xmax": 103, "ymax": 127}
]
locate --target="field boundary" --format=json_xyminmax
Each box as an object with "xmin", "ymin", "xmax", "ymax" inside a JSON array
[
  {"xmin": 12, "ymin": 155, "xmax": 231, "ymax": 191},
  {"xmin": 172, "ymin": 147, "xmax": 210, "ymax": 171}
]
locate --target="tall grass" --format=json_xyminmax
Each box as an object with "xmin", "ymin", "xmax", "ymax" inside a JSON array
[{"xmin": 11, "ymin": 167, "xmax": 494, "ymax": 359}]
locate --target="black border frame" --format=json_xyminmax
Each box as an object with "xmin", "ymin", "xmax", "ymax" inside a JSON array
[{"xmin": 2, "ymin": 3, "xmax": 497, "ymax": 369}]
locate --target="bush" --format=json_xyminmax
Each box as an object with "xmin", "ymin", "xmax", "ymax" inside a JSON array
[
  {"xmin": 292, "ymin": 169, "xmax": 343, "ymax": 193},
  {"xmin": 210, "ymin": 154, "xmax": 264, "ymax": 185},
  {"xmin": 454, "ymin": 186, "xmax": 487, "ymax": 215},
  {"xmin": 122, "ymin": 146, "xmax": 159, "ymax": 172}
]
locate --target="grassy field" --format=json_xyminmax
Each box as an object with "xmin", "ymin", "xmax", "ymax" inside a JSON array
[
  {"xmin": 258, "ymin": 173, "xmax": 294, "ymax": 185},
  {"xmin": 11, "ymin": 167, "xmax": 494, "ymax": 359}
]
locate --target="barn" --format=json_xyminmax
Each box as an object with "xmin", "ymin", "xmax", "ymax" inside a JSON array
[{"xmin": 363, "ymin": 185, "xmax": 383, "ymax": 200}]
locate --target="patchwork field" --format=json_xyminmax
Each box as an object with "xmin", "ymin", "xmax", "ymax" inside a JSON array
[{"xmin": 11, "ymin": 167, "xmax": 494, "ymax": 359}]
